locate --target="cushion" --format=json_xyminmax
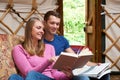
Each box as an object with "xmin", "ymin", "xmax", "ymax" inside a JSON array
[
  {"xmin": 70, "ymin": 45, "xmax": 85, "ymax": 53},
  {"xmin": 0, "ymin": 34, "xmax": 24, "ymax": 80}
]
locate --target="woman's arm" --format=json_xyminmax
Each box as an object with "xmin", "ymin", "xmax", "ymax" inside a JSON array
[{"xmin": 12, "ymin": 45, "xmax": 52, "ymax": 76}]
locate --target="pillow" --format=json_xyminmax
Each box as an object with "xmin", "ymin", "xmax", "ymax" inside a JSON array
[
  {"xmin": 70, "ymin": 45, "xmax": 85, "ymax": 53},
  {"xmin": 0, "ymin": 34, "xmax": 24, "ymax": 80}
]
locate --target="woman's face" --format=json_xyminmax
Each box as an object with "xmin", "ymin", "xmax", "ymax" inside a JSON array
[{"xmin": 32, "ymin": 20, "xmax": 44, "ymax": 41}]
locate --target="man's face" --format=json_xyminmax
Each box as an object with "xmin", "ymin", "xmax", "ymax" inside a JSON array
[{"xmin": 45, "ymin": 15, "xmax": 60, "ymax": 35}]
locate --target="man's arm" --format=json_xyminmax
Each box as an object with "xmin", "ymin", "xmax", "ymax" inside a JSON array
[{"xmin": 65, "ymin": 47, "xmax": 75, "ymax": 54}]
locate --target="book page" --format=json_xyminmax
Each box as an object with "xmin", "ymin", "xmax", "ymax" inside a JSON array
[
  {"xmin": 83, "ymin": 63, "xmax": 110, "ymax": 74},
  {"xmin": 98, "ymin": 69, "xmax": 111, "ymax": 79},
  {"xmin": 72, "ymin": 65, "xmax": 92, "ymax": 75},
  {"xmin": 78, "ymin": 47, "xmax": 93, "ymax": 56},
  {"xmin": 72, "ymin": 63, "xmax": 110, "ymax": 78},
  {"xmin": 61, "ymin": 52, "xmax": 78, "ymax": 57}
]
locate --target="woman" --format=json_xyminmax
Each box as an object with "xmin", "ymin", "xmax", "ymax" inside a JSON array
[{"xmin": 9, "ymin": 17, "xmax": 73, "ymax": 80}]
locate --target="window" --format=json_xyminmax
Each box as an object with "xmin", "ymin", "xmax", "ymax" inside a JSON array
[{"xmin": 63, "ymin": 0, "xmax": 85, "ymax": 45}]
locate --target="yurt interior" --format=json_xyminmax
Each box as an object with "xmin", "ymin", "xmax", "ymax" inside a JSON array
[{"xmin": 0, "ymin": 0, "xmax": 119, "ymax": 80}]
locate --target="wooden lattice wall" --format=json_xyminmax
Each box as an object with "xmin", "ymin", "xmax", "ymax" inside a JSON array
[
  {"xmin": 102, "ymin": 4, "xmax": 120, "ymax": 72},
  {"xmin": 0, "ymin": 0, "xmax": 58, "ymax": 35}
]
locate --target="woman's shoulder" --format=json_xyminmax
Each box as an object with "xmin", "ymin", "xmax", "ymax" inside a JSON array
[
  {"xmin": 14, "ymin": 44, "xmax": 22, "ymax": 47},
  {"xmin": 44, "ymin": 44, "xmax": 55, "ymax": 55},
  {"xmin": 45, "ymin": 44, "xmax": 55, "ymax": 50},
  {"xmin": 13, "ymin": 44, "xmax": 23, "ymax": 50},
  {"xmin": 45, "ymin": 44, "xmax": 54, "ymax": 48}
]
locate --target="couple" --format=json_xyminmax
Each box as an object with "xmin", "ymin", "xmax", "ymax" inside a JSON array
[{"xmin": 9, "ymin": 11, "xmax": 110, "ymax": 80}]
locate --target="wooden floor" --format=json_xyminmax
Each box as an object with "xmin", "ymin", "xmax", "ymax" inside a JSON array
[{"xmin": 111, "ymin": 75, "xmax": 120, "ymax": 80}]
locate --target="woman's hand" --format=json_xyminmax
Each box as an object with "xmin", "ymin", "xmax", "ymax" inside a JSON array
[
  {"xmin": 49, "ymin": 56, "xmax": 59, "ymax": 62},
  {"xmin": 61, "ymin": 66, "xmax": 73, "ymax": 78}
]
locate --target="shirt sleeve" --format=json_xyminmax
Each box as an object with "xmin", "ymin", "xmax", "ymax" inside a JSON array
[
  {"xmin": 61, "ymin": 36, "xmax": 70, "ymax": 50},
  {"xmin": 12, "ymin": 45, "xmax": 52, "ymax": 76},
  {"xmin": 51, "ymin": 70, "xmax": 70, "ymax": 80}
]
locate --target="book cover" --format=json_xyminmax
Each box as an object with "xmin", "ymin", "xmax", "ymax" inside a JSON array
[{"xmin": 53, "ymin": 47, "xmax": 93, "ymax": 71}]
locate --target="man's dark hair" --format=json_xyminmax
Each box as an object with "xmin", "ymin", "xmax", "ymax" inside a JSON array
[{"xmin": 44, "ymin": 11, "xmax": 61, "ymax": 21}]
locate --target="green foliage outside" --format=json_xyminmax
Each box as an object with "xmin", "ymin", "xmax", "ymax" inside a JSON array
[{"xmin": 63, "ymin": 0, "xmax": 85, "ymax": 45}]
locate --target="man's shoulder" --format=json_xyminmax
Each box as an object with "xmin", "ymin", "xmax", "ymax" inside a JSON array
[{"xmin": 54, "ymin": 34, "xmax": 66, "ymax": 39}]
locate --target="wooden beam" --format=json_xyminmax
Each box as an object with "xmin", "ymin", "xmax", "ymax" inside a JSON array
[{"xmin": 57, "ymin": 0, "xmax": 63, "ymax": 35}]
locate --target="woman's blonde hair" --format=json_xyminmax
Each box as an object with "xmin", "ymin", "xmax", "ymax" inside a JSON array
[{"xmin": 22, "ymin": 17, "xmax": 45, "ymax": 56}]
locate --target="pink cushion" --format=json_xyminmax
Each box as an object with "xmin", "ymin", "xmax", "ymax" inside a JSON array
[{"xmin": 0, "ymin": 34, "xmax": 24, "ymax": 80}]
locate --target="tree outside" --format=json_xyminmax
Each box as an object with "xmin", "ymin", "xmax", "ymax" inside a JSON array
[{"xmin": 63, "ymin": 0, "xmax": 85, "ymax": 45}]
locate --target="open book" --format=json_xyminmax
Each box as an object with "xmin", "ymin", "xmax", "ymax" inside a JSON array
[
  {"xmin": 53, "ymin": 47, "xmax": 93, "ymax": 71},
  {"xmin": 72, "ymin": 63, "xmax": 111, "ymax": 79}
]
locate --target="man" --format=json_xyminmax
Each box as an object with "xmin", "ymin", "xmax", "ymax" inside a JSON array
[
  {"xmin": 43, "ymin": 10, "xmax": 110, "ymax": 80},
  {"xmin": 44, "ymin": 11, "xmax": 98, "ymax": 65},
  {"xmin": 44, "ymin": 11, "xmax": 74, "ymax": 56}
]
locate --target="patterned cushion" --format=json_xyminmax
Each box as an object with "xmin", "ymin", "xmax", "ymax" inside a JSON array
[{"xmin": 0, "ymin": 34, "xmax": 24, "ymax": 80}]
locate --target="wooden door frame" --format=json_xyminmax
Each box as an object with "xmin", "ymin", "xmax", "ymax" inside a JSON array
[
  {"xmin": 85, "ymin": 0, "xmax": 102, "ymax": 62},
  {"xmin": 95, "ymin": 0, "xmax": 102, "ymax": 62},
  {"xmin": 57, "ymin": 0, "xmax": 103, "ymax": 62},
  {"xmin": 57, "ymin": 0, "xmax": 64, "ymax": 35},
  {"xmin": 96, "ymin": 0, "xmax": 103, "ymax": 62}
]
